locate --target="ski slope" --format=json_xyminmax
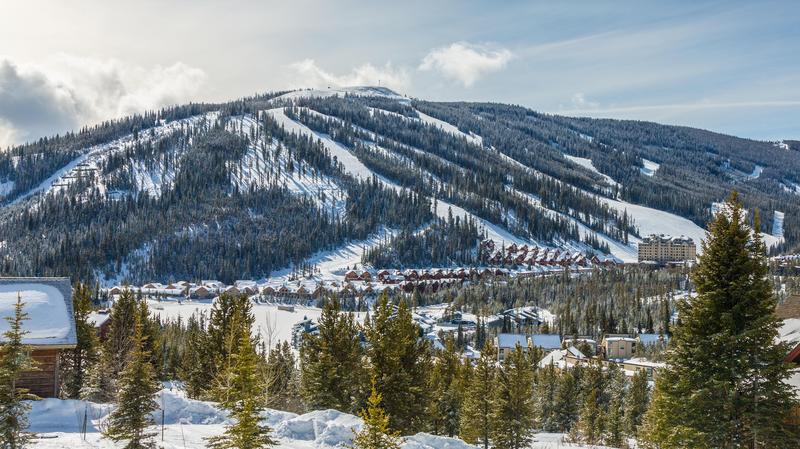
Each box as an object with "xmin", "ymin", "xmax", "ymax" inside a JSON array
[
  {"xmin": 640, "ymin": 158, "xmax": 660, "ymax": 177},
  {"xmin": 564, "ymin": 155, "xmax": 620, "ymax": 188}
]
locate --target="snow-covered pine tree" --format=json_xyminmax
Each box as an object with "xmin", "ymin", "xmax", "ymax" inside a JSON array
[
  {"xmin": 352, "ymin": 379, "xmax": 401, "ymax": 449},
  {"xmin": 103, "ymin": 316, "xmax": 160, "ymax": 449},
  {"xmin": 0, "ymin": 295, "xmax": 37, "ymax": 448},
  {"xmin": 491, "ymin": 344, "xmax": 535, "ymax": 449},
  {"xmin": 641, "ymin": 192, "xmax": 800, "ymax": 448},
  {"xmin": 207, "ymin": 328, "xmax": 276, "ymax": 449},
  {"xmin": 459, "ymin": 339, "xmax": 496, "ymax": 449}
]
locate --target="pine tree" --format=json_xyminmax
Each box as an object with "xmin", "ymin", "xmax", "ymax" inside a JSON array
[
  {"xmin": 624, "ymin": 369, "xmax": 649, "ymax": 436},
  {"xmin": 572, "ymin": 389, "xmax": 604, "ymax": 445},
  {"xmin": 180, "ymin": 313, "xmax": 215, "ymax": 399},
  {"xmin": 535, "ymin": 362, "xmax": 559, "ymax": 431},
  {"xmin": 491, "ymin": 345, "xmax": 535, "ymax": 449},
  {"xmin": 553, "ymin": 363, "xmax": 580, "ymax": 432},
  {"xmin": 366, "ymin": 295, "xmax": 431, "ymax": 433},
  {"xmin": 264, "ymin": 341, "xmax": 303, "ymax": 413},
  {"xmin": 604, "ymin": 388, "xmax": 625, "ymax": 448},
  {"xmin": 103, "ymin": 316, "xmax": 160, "ymax": 449},
  {"xmin": 641, "ymin": 193, "xmax": 800, "ymax": 449},
  {"xmin": 351, "ymin": 379, "xmax": 401, "ymax": 449},
  {"xmin": 300, "ymin": 296, "xmax": 366, "ymax": 413},
  {"xmin": 427, "ymin": 337, "xmax": 463, "ymax": 436},
  {"xmin": 104, "ymin": 288, "xmax": 139, "ymax": 380},
  {"xmin": 60, "ymin": 283, "xmax": 99, "ymax": 399},
  {"xmin": 0, "ymin": 294, "xmax": 37, "ymax": 449},
  {"xmin": 459, "ymin": 339, "xmax": 496, "ymax": 449},
  {"xmin": 207, "ymin": 329, "xmax": 276, "ymax": 449}
]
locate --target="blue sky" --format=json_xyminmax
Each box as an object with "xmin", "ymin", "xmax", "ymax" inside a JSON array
[{"xmin": 1, "ymin": 0, "xmax": 798, "ymax": 146}]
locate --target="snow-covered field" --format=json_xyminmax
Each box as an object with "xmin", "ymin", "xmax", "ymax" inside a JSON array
[
  {"xmin": 639, "ymin": 158, "xmax": 660, "ymax": 177},
  {"xmin": 27, "ymin": 387, "xmax": 604, "ymax": 449},
  {"xmin": 148, "ymin": 299, "xmax": 334, "ymax": 350}
]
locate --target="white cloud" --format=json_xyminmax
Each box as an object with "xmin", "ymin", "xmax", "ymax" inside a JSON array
[
  {"xmin": 570, "ymin": 92, "xmax": 599, "ymax": 110},
  {"xmin": 419, "ymin": 42, "xmax": 514, "ymax": 87},
  {"xmin": 0, "ymin": 55, "xmax": 206, "ymax": 148},
  {"xmin": 286, "ymin": 59, "xmax": 410, "ymax": 90}
]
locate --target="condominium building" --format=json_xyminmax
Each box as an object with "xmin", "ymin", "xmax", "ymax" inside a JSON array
[{"xmin": 638, "ymin": 234, "xmax": 696, "ymax": 264}]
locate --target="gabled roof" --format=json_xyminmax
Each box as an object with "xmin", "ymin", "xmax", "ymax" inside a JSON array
[
  {"xmin": 497, "ymin": 333, "xmax": 527, "ymax": 348},
  {"xmin": 0, "ymin": 277, "xmax": 76, "ymax": 347},
  {"xmin": 530, "ymin": 334, "xmax": 562, "ymax": 350},
  {"xmin": 786, "ymin": 341, "xmax": 800, "ymax": 364}
]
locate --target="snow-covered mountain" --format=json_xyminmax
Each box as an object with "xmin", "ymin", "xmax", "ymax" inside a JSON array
[{"xmin": 0, "ymin": 87, "xmax": 796, "ymax": 283}]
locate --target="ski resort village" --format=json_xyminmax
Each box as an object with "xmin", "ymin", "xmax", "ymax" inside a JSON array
[{"xmin": 3, "ymin": 2, "xmax": 800, "ymax": 448}]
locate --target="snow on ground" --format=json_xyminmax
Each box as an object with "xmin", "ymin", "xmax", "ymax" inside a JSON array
[
  {"xmin": 564, "ymin": 155, "xmax": 619, "ymax": 188},
  {"xmin": 780, "ymin": 318, "xmax": 800, "ymax": 344},
  {"xmin": 639, "ymin": 158, "xmax": 660, "ymax": 177},
  {"xmin": 148, "ymin": 299, "xmax": 330, "ymax": 351},
  {"xmin": 28, "ymin": 387, "xmax": 599, "ymax": 449},
  {"xmin": 228, "ymin": 115, "xmax": 347, "ymax": 214},
  {"xmin": 274, "ymin": 86, "xmax": 406, "ymax": 103},
  {"xmin": 782, "ymin": 180, "xmax": 800, "ymax": 196},
  {"xmin": 0, "ymin": 180, "xmax": 13, "ymax": 198},
  {"xmin": 598, "ymin": 196, "xmax": 708, "ymax": 261},
  {"xmin": 773, "ymin": 211, "xmax": 785, "ymax": 238},
  {"xmin": 748, "ymin": 164, "xmax": 764, "ymax": 180},
  {"xmin": 268, "ymin": 227, "xmax": 397, "ymax": 282},
  {"xmin": 434, "ymin": 197, "xmax": 533, "ymax": 246},
  {"xmin": 265, "ymin": 108, "xmax": 392, "ymax": 184},
  {"xmin": 511, "ymin": 187, "xmax": 634, "ymax": 261},
  {"xmin": 9, "ymin": 113, "xmax": 218, "ymax": 206},
  {"xmin": 414, "ymin": 110, "xmax": 483, "ymax": 146}
]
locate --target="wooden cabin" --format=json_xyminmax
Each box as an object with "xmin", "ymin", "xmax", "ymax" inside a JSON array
[{"xmin": 0, "ymin": 277, "xmax": 76, "ymax": 398}]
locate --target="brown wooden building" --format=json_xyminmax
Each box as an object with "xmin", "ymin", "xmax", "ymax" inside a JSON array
[{"xmin": 0, "ymin": 277, "xmax": 76, "ymax": 398}]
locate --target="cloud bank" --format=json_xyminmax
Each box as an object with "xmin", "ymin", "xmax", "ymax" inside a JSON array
[
  {"xmin": 419, "ymin": 42, "xmax": 514, "ymax": 87},
  {"xmin": 287, "ymin": 59, "xmax": 410, "ymax": 90},
  {"xmin": 0, "ymin": 55, "xmax": 206, "ymax": 148}
]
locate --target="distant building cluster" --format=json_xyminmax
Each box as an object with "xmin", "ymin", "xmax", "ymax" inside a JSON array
[
  {"xmin": 495, "ymin": 331, "xmax": 670, "ymax": 378},
  {"xmin": 481, "ymin": 240, "xmax": 617, "ymax": 268},
  {"xmin": 637, "ymin": 234, "xmax": 696, "ymax": 264}
]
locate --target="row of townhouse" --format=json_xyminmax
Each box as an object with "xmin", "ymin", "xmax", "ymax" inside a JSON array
[{"xmin": 480, "ymin": 240, "xmax": 617, "ymax": 268}]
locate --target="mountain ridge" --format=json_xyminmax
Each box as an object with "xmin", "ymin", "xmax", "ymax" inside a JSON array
[{"xmin": 0, "ymin": 86, "xmax": 796, "ymax": 284}]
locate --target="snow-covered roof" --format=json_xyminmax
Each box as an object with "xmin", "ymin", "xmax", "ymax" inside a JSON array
[
  {"xmin": 530, "ymin": 334, "xmax": 562, "ymax": 350},
  {"xmin": 637, "ymin": 333, "xmax": 668, "ymax": 345},
  {"xmin": 0, "ymin": 278, "xmax": 76, "ymax": 347},
  {"xmin": 497, "ymin": 333, "xmax": 527, "ymax": 348},
  {"xmin": 567, "ymin": 346, "xmax": 587, "ymax": 359},
  {"xmin": 87, "ymin": 311, "xmax": 110, "ymax": 328}
]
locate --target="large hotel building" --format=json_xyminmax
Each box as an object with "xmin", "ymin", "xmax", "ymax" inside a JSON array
[{"xmin": 638, "ymin": 234, "xmax": 696, "ymax": 264}]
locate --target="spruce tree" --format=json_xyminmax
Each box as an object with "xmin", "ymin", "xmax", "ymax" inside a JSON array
[
  {"xmin": 641, "ymin": 193, "xmax": 800, "ymax": 449},
  {"xmin": 207, "ymin": 329, "xmax": 276, "ymax": 449},
  {"xmin": 103, "ymin": 316, "xmax": 160, "ymax": 449},
  {"xmin": 572, "ymin": 389, "xmax": 604, "ymax": 445},
  {"xmin": 60, "ymin": 283, "xmax": 99, "ymax": 399},
  {"xmin": 264, "ymin": 341, "xmax": 303, "ymax": 413},
  {"xmin": 491, "ymin": 345, "xmax": 535, "ymax": 449},
  {"xmin": 553, "ymin": 363, "xmax": 580, "ymax": 432},
  {"xmin": 459, "ymin": 339, "xmax": 496, "ymax": 449},
  {"xmin": 535, "ymin": 362, "xmax": 559, "ymax": 431},
  {"xmin": 352, "ymin": 379, "xmax": 401, "ymax": 449},
  {"xmin": 0, "ymin": 295, "xmax": 37, "ymax": 448},
  {"xmin": 366, "ymin": 295, "xmax": 431, "ymax": 433},
  {"xmin": 427, "ymin": 337, "xmax": 462, "ymax": 436},
  {"xmin": 624, "ymin": 368, "xmax": 649, "ymax": 436},
  {"xmin": 300, "ymin": 296, "xmax": 366, "ymax": 413}
]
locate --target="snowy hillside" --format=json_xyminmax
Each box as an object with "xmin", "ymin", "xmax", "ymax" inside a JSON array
[{"xmin": 1, "ymin": 85, "xmax": 797, "ymax": 282}]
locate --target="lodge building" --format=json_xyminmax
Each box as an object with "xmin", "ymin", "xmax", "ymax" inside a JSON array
[
  {"xmin": 638, "ymin": 234, "xmax": 696, "ymax": 264},
  {"xmin": 0, "ymin": 277, "xmax": 76, "ymax": 398}
]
